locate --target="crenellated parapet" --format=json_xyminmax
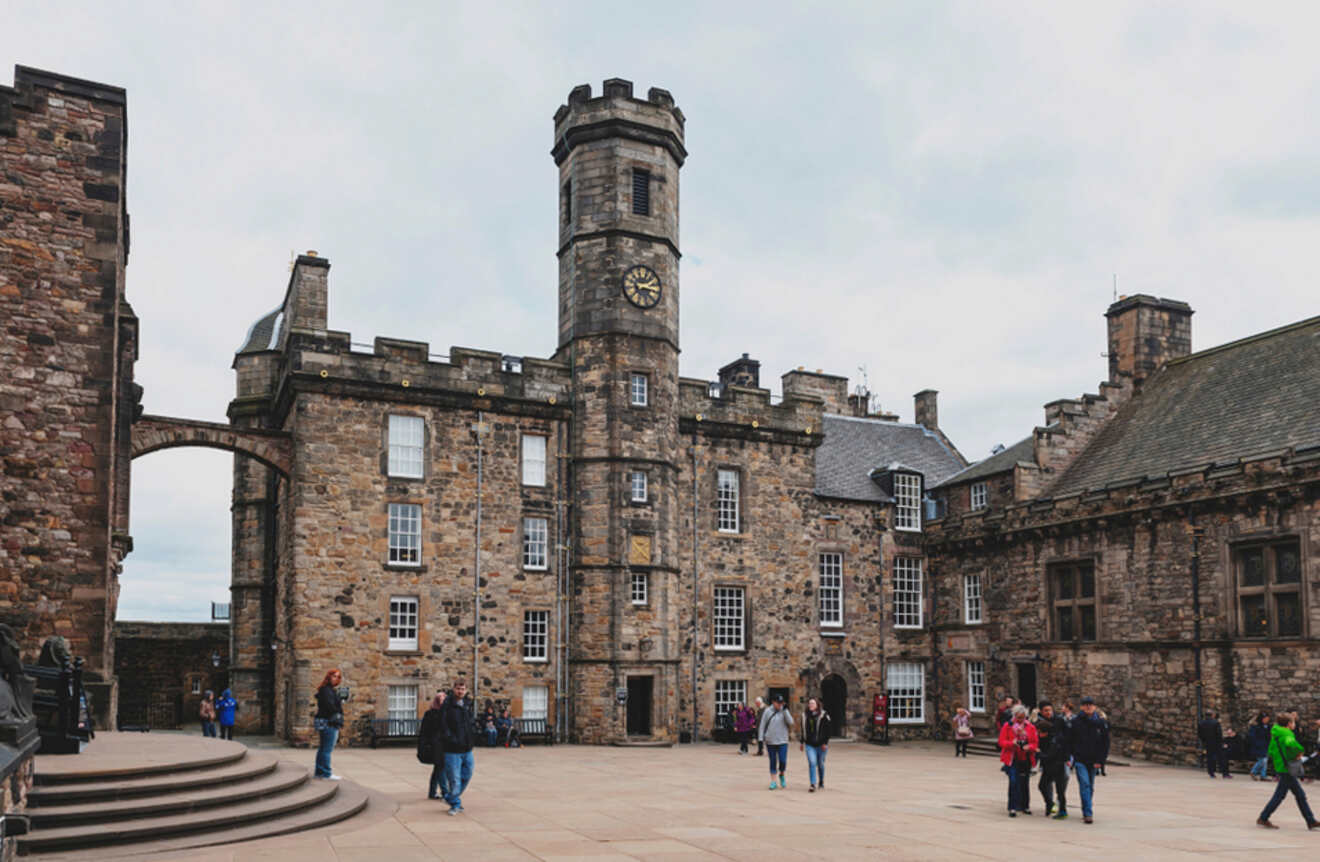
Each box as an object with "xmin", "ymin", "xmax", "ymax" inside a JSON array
[
  {"xmin": 677, "ymin": 378, "xmax": 822, "ymax": 446},
  {"xmin": 1024, "ymin": 377, "xmax": 1133, "ymax": 497}
]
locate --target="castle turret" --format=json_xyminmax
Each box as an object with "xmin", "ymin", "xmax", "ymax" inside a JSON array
[{"xmin": 554, "ymin": 80, "xmax": 685, "ymax": 743}]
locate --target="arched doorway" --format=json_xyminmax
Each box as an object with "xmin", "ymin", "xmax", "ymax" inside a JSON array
[{"xmin": 821, "ymin": 674, "xmax": 847, "ymax": 738}]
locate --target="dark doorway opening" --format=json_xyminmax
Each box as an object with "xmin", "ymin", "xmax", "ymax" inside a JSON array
[
  {"xmin": 820, "ymin": 674, "xmax": 846, "ymax": 738},
  {"xmin": 767, "ymin": 686, "xmax": 791, "ymax": 708},
  {"xmin": 626, "ymin": 676, "xmax": 653, "ymax": 736},
  {"xmin": 1015, "ymin": 663, "xmax": 1038, "ymax": 708}
]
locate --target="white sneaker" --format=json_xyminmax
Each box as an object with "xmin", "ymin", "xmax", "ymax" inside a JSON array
[{"xmin": 328, "ymin": 774, "xmax": 343, "ymax": 781}]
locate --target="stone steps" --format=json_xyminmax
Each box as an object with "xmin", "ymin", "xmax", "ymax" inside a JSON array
[{"xmin": 18, "ymin": 733, "xmax": 370, "ymax": 857}]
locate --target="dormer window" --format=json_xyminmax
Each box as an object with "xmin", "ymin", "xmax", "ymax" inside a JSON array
[{"xmin": 893, "ymin": 472, "xmax": 922, "ymax": 532}]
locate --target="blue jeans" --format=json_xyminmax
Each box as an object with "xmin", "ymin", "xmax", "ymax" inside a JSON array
[
  {"xmin": 1074, "ymin": 761, "xmax": 1097, "ymax": 818},
  {"xmin": 429, "ymin": 760, "xmax": 449, "ymax": 799},
  {"xmin": 1003, "ymin": 762, "xmax": 1030, "ymax": 811},
  {"xmin": 1260, "ymin": 773, "xmax": 1316, "ymax": 824},
  {"xmin": 315, "ymin": 724, "xmax": 338, "ymax": 778},
  {"xmin": 805, "ymin": 744, "xmax": 826, "ymax": 786},
  {"xmin": 201, "ymin": 720, "xmax": 216, "ymax": 738},
  {"xmin": 767, "ymin": 743, "xmax": 788, "ymax": 776},
  {"xmin": 1251, "ymin": 756, "xmax": 1269, "ymax": 779},
  {"xmin": 443, "ymin": 750, "xmax": 475, "ymax": 808}
]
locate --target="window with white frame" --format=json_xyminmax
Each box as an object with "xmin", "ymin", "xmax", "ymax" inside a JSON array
[
  {"xmin": 893, "ymin": 473, "xmax": 922, "ymax": 531},
  {"xmin": 819, "ymin": 552, "xmax": 843, "ymax": 627},
  {"xmin": 630, "ymin": 373, "xmax": 648, "ymax": 407},
  {"xmin": 387, "ymin": 415, "xmax": 424, "ymax": 478},
  {"xmin": 630, "ymin": 471, "xmax": 648, "ymax": 503},
  {"xmin": 631, "ymin": 571, "xmax": 648, "ymax": 605},
  {"xmin": 714, "ymin": 679, "xmax": 747, "ymax": 722},
  {"xmin": 964, "ymin": 573, "xmax": 983, "ymax": 624},
  {"xmin": 521, "ymin": 685, "xmax": 548, "ymax": 720},
  {"xmin": 386, "ymin": 684, "xmax": 418, "ymax": 730},
  {"xmin": 387, "ymin": 503, "xmax": 421, "ymax": 565},
  {"xmin": 967, "ymin": 661, "xmax": 986, "ymax": 713},
  {"xmin": 894, "ymin": 557, "xmax": 923, "ymax": 628},
  {"xmin": 970, "ymin": 481, "xmax": 987, "ymax": 511},
  {"xmin": 523, "ymin": 610, "xmax": 548, "ymax": 662},
  {"xmin": 191, "ymin": 677, "xmax": 201, "ymax": 695},
  {"xmin": 388, "ymin": 596, "xmax": 419, "ymax": 650},
  {"xmin": 717, "ymin": 469, "xmax": 740, "ymax": 533},
  {"xmin": 523, "ymin": 517, "xmax": 548, "ymax": 570},
  {"xmin": 713, "ymin": 586, "xmax": 745, "ymax": 650},
  {"xmin": 521, "ymin": 434, "xmax": 546, "ymax": 486},
  {"xmin": 886, "ymin": 662, "xmax": 925, "ymax": 723}
]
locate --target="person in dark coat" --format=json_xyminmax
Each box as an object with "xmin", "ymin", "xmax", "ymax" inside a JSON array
[
  {"xmin": 1066, "ymin": 696, "xmax": 1110, "ymax": 824},
  {"xmin": 1034, "ymin": 701, "xmax": 1070, "ymax": 819},
  {"xmin": 313, "ymin": 670, "xmax": 343, "ymax": 779},
  {"xmin": 215, "ymin": 688, "xmax": 238, "ymax": 741},
  {"xmin": 440, "ymin": 679, "xmax": 476, "ymax": 815},
  {"xmin": 800, "ymin": 697, "xmax": 832, "ymax": 792},
  {"xmin": 1247, "ymin": 713, "xmax": 1272, "ymax": 780},
  {"xmin": 1198, "ymin": 710, "xmax": 1231, "ymax": 778},
  {"xmin": 418, "ymin": 690, "xmax": 447, "ymax": 799},
  {"xmin": 733, "ymin": 702, "xmax": 757, "ymax": 755}
]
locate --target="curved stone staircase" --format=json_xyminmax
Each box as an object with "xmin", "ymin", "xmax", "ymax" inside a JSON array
[{"xmin": 18, "ymin": 734, "xmax": 369, "ymax": 857}]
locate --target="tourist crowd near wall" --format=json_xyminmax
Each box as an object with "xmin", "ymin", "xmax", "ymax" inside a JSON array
[{"xmin": 2, "ymin": 65, "xmax": 1317, "ymax": 759}]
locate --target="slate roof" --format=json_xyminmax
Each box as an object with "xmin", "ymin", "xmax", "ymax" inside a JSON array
[
  {"xmin": 933, "ymin": 435, "xmax": 1036, "ymax": 488},
  {"xmin": 1048, "ymin": 315, "xmax": 1320, "ymax": 496},
  {"xmin": 236, "ymin": 307, "xmax": 284, "ymax": 355},
  {"xmin": 815, "ymin": 414, "xmax": 967, "ymax": 502}
]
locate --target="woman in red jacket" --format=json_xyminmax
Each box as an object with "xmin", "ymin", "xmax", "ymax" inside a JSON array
[{"xmin": 999, "ymin": 705, "xmax": 1039, "ymax": 817}]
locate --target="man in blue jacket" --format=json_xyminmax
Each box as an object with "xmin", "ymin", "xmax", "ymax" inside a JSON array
[
  {"xmin": 1065, "ymin": 696, "xmax": 1110, "ymax": 824},
  {"xmin": 440, "ymin": 679, "xmax": 476, "ymax": 815}
]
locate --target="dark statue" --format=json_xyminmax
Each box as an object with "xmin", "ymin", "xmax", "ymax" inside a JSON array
[
  {"xmin": 37, "ymin": 635, "xmax": 72, "ymax": 668},
  {"xmin": 0, "ymin": 623, "xmax": 35, "ymax": 722}
]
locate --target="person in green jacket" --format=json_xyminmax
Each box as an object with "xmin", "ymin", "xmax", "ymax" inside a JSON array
[{"xmin": 1256, "ymin": 711, "xmax": 1318, "ymax": 830}]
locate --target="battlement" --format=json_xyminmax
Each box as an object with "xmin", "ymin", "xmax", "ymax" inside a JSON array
[
  {"xmin": 679, "ymin": 377, "xmax": 823, "ymax": 442},
  {"xmin": 552, "ymin": 78, "xmax": 686, "ymax": 166}
]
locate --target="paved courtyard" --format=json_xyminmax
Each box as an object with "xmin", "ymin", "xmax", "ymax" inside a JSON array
[{"xmin": 139, "ymin": 740, "xmax": 1316, "ymax": 861}]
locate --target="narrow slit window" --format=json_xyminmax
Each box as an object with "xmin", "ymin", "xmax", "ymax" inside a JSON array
[
  {"xmin": 632, "ymin": 169, "xmax": 650, "ymax": 215},
  {"xmin": 563, "ymin": 179, "xmax": 572, "ymax": 225}
]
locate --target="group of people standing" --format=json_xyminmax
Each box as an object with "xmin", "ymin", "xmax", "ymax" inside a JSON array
[
  {"xmin": 728, "ymin": 694, "xmax": 832, "ymax": 792},
  {"xmin": 197, "ymin": 688, "xmax": 237, "ymax": 740},
  {"xmin": 982, "ymin": 695, "xmax": 1109, "ymax": 824}
]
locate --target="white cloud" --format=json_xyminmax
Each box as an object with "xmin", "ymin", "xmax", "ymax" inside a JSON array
[{"xmin": 5, "ymin": 0, "xmax": 1318, "ymax": 618}]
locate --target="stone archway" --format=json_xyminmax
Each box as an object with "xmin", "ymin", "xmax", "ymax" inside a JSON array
[
  {"xmin": 131, "ymin": 415, "xmax": 291, "ymax": 476},
  {"xmin": 801, "ymin": 659, "xmax": 864, "ymax": 739}
]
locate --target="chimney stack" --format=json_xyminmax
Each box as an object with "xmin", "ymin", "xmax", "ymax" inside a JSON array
[
  {"xmin": 1105, "ymin": 295, "xmax": 1192, "ymax": 388},
  {"xmin": 718, "ymin": 353, "xmax": 760, "ymax": 389},
  {"xmin": 914, "ymin": 390, "xmax": 938, "ymax": 430},
  {"xmin": 287, "ymin": 251, "xmax": 331, "ymax": 333}
]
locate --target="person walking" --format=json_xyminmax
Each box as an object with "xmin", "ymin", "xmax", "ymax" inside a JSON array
[
  {"xmin": 215, "ymin": 688, "xmax": 238, "ymax": 741},
  {"xmin": 418, "ymin": 690, "xmax": 447, "ymax": 799},
  {"xmin": 1248, "ymin": 712, "xmax": 1272, "ymax": 781},
  {"xmin": 998, "ymin": 705, "xmax": 1038, "ymax": 817},
  {"xmin": 801, "ymin": 697, "xmax": 831, "ymax": 792},
  {"xmin": 952, "ymin": 705, "xmax": 973, "ymax": 757},
  {"xmin": 758, "ymin": 693, "xmax": 794, "ymax": 790},
  {"xmin": 313, "ymin": 669, "xmax": 344, "ymax": 779},
  {"xmin": 733, "ymin": 702, "xmax": 756, "ymax": 755},
  {"xmin": 1065, "ymin": 696, "xmax": 1109, "ymax": 824},
  {"xmin": 753, "ymin": 697, "xmax": 766, "ymax": 756},
  {"xmin": 1034, "ymin": 700, "xmax": 1070, "ymax": 819},
  {"xmin": 1256, "ymin": 711, "xmax": 1318, "ymax": 830},
  {"xmin": 1198, "ymin": 710, "xmax": 1231, "ymax": 779},
  {"xmin": 441, "ymin": 679, "xmax": 476, "ymax": 815},
  {"xmin": 199, "ymin": 690, "xmax": 217, "ymax": 738}
]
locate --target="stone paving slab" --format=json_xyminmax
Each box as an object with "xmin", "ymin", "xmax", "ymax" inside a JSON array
[{"xmin": 82, "ymin": 740, "xmax": 1320, "ymax": 860}]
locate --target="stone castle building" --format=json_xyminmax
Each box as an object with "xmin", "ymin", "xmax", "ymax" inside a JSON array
[{"xmin": 3, "ymin": 66, "xmax": 1317, "ymax": 757}]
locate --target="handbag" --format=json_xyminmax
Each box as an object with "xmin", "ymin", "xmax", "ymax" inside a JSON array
[
  {"xmin": 1287, "ymin": 758, "xmax": 1305, "ymax": 779},
  {"xmin": 417, "ymin": 739, "xmax": 435, "ymax": 765}
]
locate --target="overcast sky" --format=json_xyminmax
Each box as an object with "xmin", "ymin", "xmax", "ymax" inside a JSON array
[{"xmin": 6, "ymin": 2, "xmax": 1318, "ymax": 621}]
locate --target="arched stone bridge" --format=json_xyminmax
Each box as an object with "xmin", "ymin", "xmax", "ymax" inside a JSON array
[{"xmin": 132, "ymin": 414, "xmax": 292, "ymax": 476}]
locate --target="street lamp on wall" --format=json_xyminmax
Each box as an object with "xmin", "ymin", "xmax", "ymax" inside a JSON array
[{"xmin": 211, "ymin": 650, "xmax": 222, "ymax": 668}]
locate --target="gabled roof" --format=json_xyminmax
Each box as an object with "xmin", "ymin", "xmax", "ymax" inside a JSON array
[
  {"xmin": 1048, "ymin": 314, "xmax": 1320, "ymax": 496},
  {"xmin": 933, "ymin": 435, "xmax": 1035, "ymax": 489},
  {"xmin": 815, "ymin": 414, "xmax": 966, "ymax": 502}
]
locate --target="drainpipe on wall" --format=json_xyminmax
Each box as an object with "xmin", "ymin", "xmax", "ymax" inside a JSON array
[
  {"xmin": 555, "ymin": 416, "xmax": 571, "ymax": 742},
  {"xmin": 690, "ymin": 435, "xmax": 700, "ymax": 741},
  {"xmin": 1190, "ymin": 518, "xmax": 1204, "ymax": 724}
]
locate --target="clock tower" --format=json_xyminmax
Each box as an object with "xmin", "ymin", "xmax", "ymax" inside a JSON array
[{"xmin": 553, "ymin": 79, "xmax": 686, "ymax": 742}]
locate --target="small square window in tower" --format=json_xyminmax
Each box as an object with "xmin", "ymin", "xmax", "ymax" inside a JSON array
[
  {"xmin": 632, "ymin": 169, "xmax": 650, "ymax": 216},
  {"xmin": 630, "ymin": 373, "xmax": 648, "ymax": 407}
]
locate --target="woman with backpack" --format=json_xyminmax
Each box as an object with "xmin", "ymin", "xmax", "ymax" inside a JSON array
[
  {"xmin": 418, "ymin": 691, "xmax": 448, "ymax": 799},
  {"xmin": 1256, "ymin": 710, "xmax": 1319, "ymax": 830}
]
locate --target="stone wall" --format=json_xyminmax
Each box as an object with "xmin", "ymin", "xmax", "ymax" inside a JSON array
[
  {"xmin": 0, "ymin": 66, "xmax": 135, "ymax": 694},
  {"xmin": 0, "ymin": 748, "xmax": 34, "ymax": 862},
  {"xmin": 113, "ymin": 621, "xmax": 229, "ymax": 729}
]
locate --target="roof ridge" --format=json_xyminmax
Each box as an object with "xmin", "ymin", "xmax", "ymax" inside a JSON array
[{"xmin": 1167, "ymin": 313, "xmax": 1320, "ymax": 367}]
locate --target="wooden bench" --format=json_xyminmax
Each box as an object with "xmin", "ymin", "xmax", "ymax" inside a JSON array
[
  {"xmin": 368, "ymin": 717, "xmax": 422, "ymax": 748},
  {"xmin": 515, "ymin": 717, "xmax": 554, "ymax": 744}
]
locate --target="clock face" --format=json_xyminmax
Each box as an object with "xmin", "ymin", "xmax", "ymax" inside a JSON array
[{"xmin": 621, "ymin": 265, "xmax": 663, "ymax": 308}]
